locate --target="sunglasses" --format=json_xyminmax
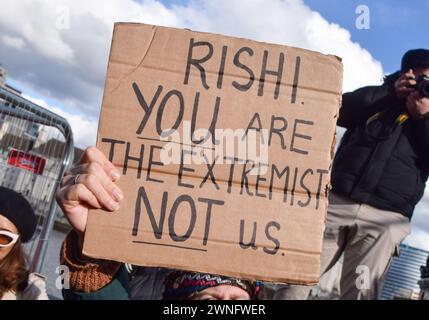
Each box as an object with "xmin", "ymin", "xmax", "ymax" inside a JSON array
[{"xmin": 0, "ymin": 230, "xmax": 20, "ymax": 248}]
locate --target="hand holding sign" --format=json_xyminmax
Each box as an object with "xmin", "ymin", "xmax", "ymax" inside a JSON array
[
  {"xmin": 56, "ymin": 147, "xmax": 123, "ymax": 238},
  {"xmin": 82, "ymin": 23, "xmax": 343, "ymax": 284}
]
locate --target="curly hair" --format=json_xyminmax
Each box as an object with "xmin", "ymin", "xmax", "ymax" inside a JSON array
[{"xmin": 0, "ymin": 239, "xmax": 30, "ymax": 299}]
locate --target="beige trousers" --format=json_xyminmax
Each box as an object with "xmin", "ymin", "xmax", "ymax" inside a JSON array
[{"xmin": 271, "ymin": 191, "xmax": 411, "ymax": 300}]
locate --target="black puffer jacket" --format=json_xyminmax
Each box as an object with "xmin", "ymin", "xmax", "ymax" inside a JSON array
[{"xmin": 332, "ymin": 72, "xmax": 429, "ymax": 218}]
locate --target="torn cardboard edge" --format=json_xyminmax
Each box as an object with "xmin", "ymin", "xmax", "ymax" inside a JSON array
[{"xmin": 85, "ymin": 22, "xmax": 343, "ymax": 285}]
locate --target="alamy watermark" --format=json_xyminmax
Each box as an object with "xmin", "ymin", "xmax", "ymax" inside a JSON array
[
  {"xmin": 55, "ymin": 265, "xmax": 70, "ymax": 290},
  {"xmin": 355, "ymin": 265, "xmax": 371, "ymax": 290},
  {"xmin": 355, "ymin": 5, "xmax": 370, "ymax": 30},
  {"xmin": 158, "ymin": 121, "xmax": 269, "ymax": 175},
  {"xmin": 55, "ymin": 5, "xmax": 70, "ymax": 30}
]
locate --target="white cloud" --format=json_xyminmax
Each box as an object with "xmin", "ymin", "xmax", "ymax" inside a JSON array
[
  {"xmin": 2, "ymin": 35, "xmax": 26, "ymax": 50},
  {"xmin": 0, "ymin": 0, "xmax": 74, "ymax": 63},
  {"xmin": 22, "ymin": 94, "xmax": 97, "ymax": 149},
  {"xmin": 404, "ymin": 226, "xmax": 429, "ymax": 252},
  {"xmin": 405, "ymin": 189, "xmax": 429, "ymax": 251},
  {"xmin": 174, "ymin": 0, "xmax": 384, "ymax": 91}
]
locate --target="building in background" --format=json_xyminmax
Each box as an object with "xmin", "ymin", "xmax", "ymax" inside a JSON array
[
  {"xmin": 380, "ymin": 244, "xmax": 429, "ymax": 300},
  {"xmin": 0, "ymin": 64, "xmax": 21, "ymax": 95},
  {"xmin": 419, "ymin": 253, "xmax": 429, "ymax": 300},
  {"xmin": 0, "ymin": 64, "xmax": 5, "ymax": 87}
]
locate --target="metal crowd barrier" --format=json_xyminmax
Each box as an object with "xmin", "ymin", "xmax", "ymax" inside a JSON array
[{"xmin": 0, "ymin": 86, "xmax": 74, "ymax": 273}]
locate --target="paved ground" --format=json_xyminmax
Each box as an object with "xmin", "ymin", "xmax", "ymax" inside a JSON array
[{"xmin": 39, "ymin": 229, "xmax": 67, "ymax": 299}]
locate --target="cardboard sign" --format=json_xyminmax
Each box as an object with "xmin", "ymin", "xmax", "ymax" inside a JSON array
[{"xmin": 84, "ymin": 23, "xmax": 343, "ymax": 284}]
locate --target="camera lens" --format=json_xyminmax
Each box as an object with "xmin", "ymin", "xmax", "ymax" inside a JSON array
[
  {"xmin": 422, "ymin": 82, "xmax": 429, "ymax": 98},
  {"xmin": 417, "ymin": 76, "xmax": 429, "ymax": 98}
]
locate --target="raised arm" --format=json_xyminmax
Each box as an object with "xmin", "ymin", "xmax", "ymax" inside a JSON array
[
  {"xmin": 338, "ymin": 71, "xmax": 414, "ymax": 128},
  {"xmin": 56, "ymin": 147, "xmax": 129, "ymax": 299}
]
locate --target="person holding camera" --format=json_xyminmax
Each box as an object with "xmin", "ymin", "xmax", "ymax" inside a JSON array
[{"xmin": 273, "ymin": 49, "xmax": 429, "ymax": 300}]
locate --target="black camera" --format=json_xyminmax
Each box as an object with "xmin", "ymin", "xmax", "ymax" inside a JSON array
[{"xmin": 413, "ymin": 75, "xmax": 429, "ymax": 98}]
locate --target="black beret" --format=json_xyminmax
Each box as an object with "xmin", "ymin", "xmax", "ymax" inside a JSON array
[
  {"xmin": 401, "ymin": 49, "xmax": 429, "ymax": 72},
  {"xmin": 0, "ymin": 187, "xmax": 37, "ymax": 242}
]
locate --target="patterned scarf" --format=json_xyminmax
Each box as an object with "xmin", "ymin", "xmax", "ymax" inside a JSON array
[{"xmin": 162, "ymin": 271, "xmax": 262, "ymax": 300}]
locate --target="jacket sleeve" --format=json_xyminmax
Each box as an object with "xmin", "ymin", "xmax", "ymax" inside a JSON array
[
  {"xmin": 60, "ymin": 230, "xmax": 130, "ymax": 300},
  {"xmin": 338, "ymin": 84, "xmax": 401, "ymax": 128},
  {"xmin": 62, "ymin": 265, "xmax": 130, "ymax": 300},
  {"xmin": 412, "ymin": 116, "xmax": 429, "ymax": 162}
]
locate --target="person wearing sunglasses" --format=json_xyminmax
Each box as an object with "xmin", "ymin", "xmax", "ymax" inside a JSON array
[{"xmin": 0, "ymin": 187, "xmax": 48, "ymax": 300}]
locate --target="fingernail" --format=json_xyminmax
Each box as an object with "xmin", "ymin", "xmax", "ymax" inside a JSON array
[
  {"xmin": 112, "ymin": 189, "xmax": 123, "ymax": 201},
  {"xmin": 109, "ymin": 200, "xmax": 119, "ymax": 211},
  {"xmin": 110, "ymin": 170, "xmax": 120, "ymax": 181}
]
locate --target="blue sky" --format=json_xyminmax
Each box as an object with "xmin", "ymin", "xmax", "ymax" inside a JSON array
[{"xmin": 304, "ymin": 0, "xmax": 429, "ymax": 73}]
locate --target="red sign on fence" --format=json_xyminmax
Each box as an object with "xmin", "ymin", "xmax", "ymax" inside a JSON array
[{"xmin": 7, "ymin": 149, "xmax": 46, "ymax": 175}]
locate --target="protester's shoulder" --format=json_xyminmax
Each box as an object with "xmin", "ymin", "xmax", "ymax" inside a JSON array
[{"xmin": 21, "ymin": 273, "xmax": 49, "ymax": 300}]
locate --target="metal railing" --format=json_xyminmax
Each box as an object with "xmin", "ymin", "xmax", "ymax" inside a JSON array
[{"xmin": 0, "ymin": 86, "xmax": 74, "ymax": 273}]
